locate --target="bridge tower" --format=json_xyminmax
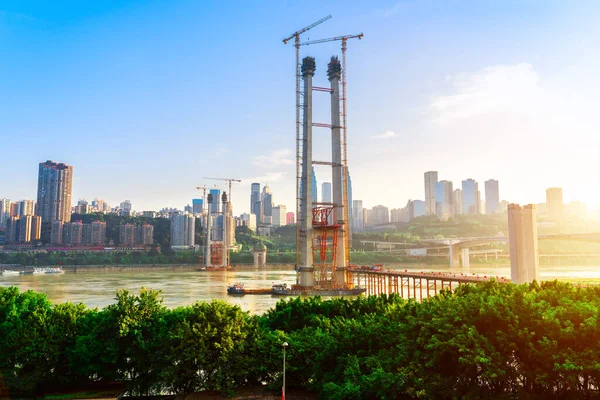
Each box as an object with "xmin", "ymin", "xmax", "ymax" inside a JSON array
[{"xmin": 297, "ymin": 56, "xmax": 349, "ymax": 289}]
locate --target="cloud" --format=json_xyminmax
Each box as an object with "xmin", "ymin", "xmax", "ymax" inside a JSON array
[
  {"xmin": 244, "ymin": 172, "xmax": 287, "ymax": 184},
  {"xmin": 252, "ymin": 148, "xmax": 294, "ymax": 168},
  {"xmin": 371, "ymin": 130, "xmax": 396, "ymax": 139},
  {"xmin": 431, "ymin": 63, "xmax": 543, "ymax": 123}
]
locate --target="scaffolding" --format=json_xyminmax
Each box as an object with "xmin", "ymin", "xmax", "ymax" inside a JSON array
[{"xmin": 311, "ymin": 205, "xmax": 339, "ymax": 288}]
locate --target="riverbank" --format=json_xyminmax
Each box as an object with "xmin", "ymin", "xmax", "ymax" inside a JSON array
[{"xmin": 16, "ymin": 263, "xmax": 296, "ymax": 272}]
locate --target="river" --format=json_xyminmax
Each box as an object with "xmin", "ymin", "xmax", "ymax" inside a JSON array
[{"xmin": 1, "ymin": 263, "xmax": 598, "ymax": 314}]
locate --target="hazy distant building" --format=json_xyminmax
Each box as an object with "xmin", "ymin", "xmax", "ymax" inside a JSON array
[
  {"xmin": 31, "ymin": 216, "xmax": 42, "ymax": 241},
  {"xmin": 184, "ymin": 204, "xmax": 193, "ymax": 214},
  {"xmin": 546, "ymin": 187, "xmax": 563, "ymax": 220},
  {"xmin": 240, "ymin": 213, "xmax": 257, "ymax": 231},
  {"xmin": 250, "ymin": 183, "xmax": 260, "ymax": 213},
  {"xmin": 192, "ymin": 198, "xmax": 204, "ymax": 214},
  {"xmin": 453, "ymin": 189, "xmax": 463, "ymax": 216},
  {"xmin": 136, "ymin": 224, "xmax": 154, "ymax": 246},
  {"xmin": 390, "ymin": 208, "xmax": 406, "ymax": 223},
  {"xmin": 352, "ymin": 200, "xmax": 364, "ymax": 232},
  {"xmin": 435, "ymin": 180, "xmax": 454, "ymax": 218},
  {"xmin": 261, "ymin": 185, "xmax": 273, "ymax": 225},
  {"xmin": 368, "ymin": 205, "xmax": 390, "ymax": 226},
  {"xmin": 322, "ymin": 182, "xmax": 332, "ymax": 203},
  {"xmin": 412, "ymin": 200, "xmax": 426, "ymax": 218},
  {"xmin": 90, "ymin": 221, "xmax": 106, "ymax": 245},
  {"xmin": 16, "ymin": 200, "xmax": 35, "ymax": 216},
  {"xmin": 36, "ymin": 160, "xmax": 73, "ymax": 223},
  {"xmin": 286, "ymin": 212, "xmax": 295, "ymax": 225},
  {"xmin": 485, "ymin": 180, "xmax": 500, "ymax": 214},
  {"xmin": 424, "ymin": 171, "xmax": 438, "ymax": 216},
  {"xmin": 272, "ymin": 205, "xmax": 287, "ymax": 227},
  {"xmin": 171, "ymin": 213, "xmax": 195, "ymax": 248},
  {"xmin": 462, "ymin": 179, "xmax": 479, "ymax": 214}
]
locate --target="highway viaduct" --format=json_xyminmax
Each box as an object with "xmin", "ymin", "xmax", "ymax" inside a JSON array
[{"xmin": 359, "ymin": 233, "xmax": 600, "ymax": 268}]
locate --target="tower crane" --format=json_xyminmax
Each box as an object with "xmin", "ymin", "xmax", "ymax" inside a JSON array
[
  {"xmin": 202, "ymin": 177, "xmax": 241, "ymax": 203},
  {"xmin": 195, "ymin": 185, "xmax": 208, "ymax": 213},
  {"xmin": 282, "ymin": 15, "xmax": 332, "ymax": 268},
  {"xmin": 300, "ymin": 33, "xmax": 364, "ymax": 265}
]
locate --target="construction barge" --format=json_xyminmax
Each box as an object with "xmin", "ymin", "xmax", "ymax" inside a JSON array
[{"xmin": 227, "ymin": 283, "xmax": 365, "ymax": 297}]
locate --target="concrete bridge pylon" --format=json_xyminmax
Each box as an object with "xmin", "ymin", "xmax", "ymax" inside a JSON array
[{"xmin": 508, "ymin": 204, "xmax": 539, "ymax": 284}]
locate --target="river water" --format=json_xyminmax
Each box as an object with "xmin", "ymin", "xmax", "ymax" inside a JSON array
[{"xmin": 0, "ymin": 263, "xmax": 598, "ymax": 314}]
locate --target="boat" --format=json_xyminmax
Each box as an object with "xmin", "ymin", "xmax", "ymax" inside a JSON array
[
  {"xmin": 226, "ymin": 283, "xmax": 273, "ymax": 295},
  {"xmin": 1, "ymin": 270, "xmax": 20, "ymax": 275},
  {"xmin": 270, "ymin": 283, "xmax": 366, "ymax": 297},
  {"xmin": 196, "ymin": 267, "xmax": 207, "ymax": 271},
  {"xmin": 33, "ymin": 267, "xmax": 64, "ymax": 274},
  {"xmin": 227, "ymin": 283, "xmax": 246, "ymax": 294}
]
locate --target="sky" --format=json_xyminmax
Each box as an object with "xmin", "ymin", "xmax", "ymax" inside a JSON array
[{"xmin": 2, "ymin": 0, "xmax": 600, "ymax": 214}]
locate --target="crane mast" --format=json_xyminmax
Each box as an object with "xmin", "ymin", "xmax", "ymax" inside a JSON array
[{"xmin": 282, "ymin": 15, "xmax": 332, "ymax": 268}]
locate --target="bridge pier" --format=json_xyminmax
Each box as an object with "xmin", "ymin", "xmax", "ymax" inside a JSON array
[
  {"xmin": 461, "ymin": 247, "xmax": 470, "ymax": 268},
  {"xmin": 449, "ymin": 241, "xmax": 460, "ymax": 268},
  {"xmin": 508, "ymin": 204, "xmax": 539, "ymax": 284}
]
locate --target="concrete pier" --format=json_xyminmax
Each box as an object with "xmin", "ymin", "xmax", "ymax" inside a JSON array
[
  {"xmin": 327, "ymin": 56, "xmax": 347, "ymax": 274},
  {"xmin": 508, "ymin": 204, "xmax": 539, "ymax": 283},
  {"xmin": 299, "ymin": 56, "xmax": 316, "ymax": 285}
]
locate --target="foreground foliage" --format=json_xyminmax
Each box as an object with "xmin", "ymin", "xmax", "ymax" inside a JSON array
[{"xmin": 1, "ymin": 281, "xmax": 600, "ymax": 398}]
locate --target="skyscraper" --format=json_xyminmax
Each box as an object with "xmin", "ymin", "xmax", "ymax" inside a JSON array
[
  {"xmin": 462, "ymin": 179, "xmax": 479, "ymax": 214},
  {"xmin": 261, "ymin": 185, "xmax": 273, "ymax": 225},
  {"xmin": 321, "ymin": 182, "xmax": 332, "ymax": 203},
  {"xmin": 546, "ymin": 187, "xmax": 564, "ymax": 220},
  {"xmin": 453, "ymin": 189, "xmax": 463, "ymax": 216},
  {"xmin": 352, "ymin": 200, "xmax": 363, "ymax": 232},
  {"xmin": 36, "ymin": 160, "xmax": 73, "ymax": 223},
  {"xmin": 250, "ymin": 183, "xmax": 260, "ymax": 213},
  {"xmin": 286, "ymin": 212, "xmax": 295, "ymax": 225},
  {"xmin": 209, "ymin": 189, "xmax": 221, "ymax": 214},
  {"xmin": 171, "ymin": 213, "xmax": 195, "ymax": 247},
  {"xmin": 434, "ymin": 180, "xmax": 454, "ymax": 217},
  {"xmin": 424, "ymin": 171, "xmax": 438, "ymax": 216},
  {"xmin": 485, "ymin": 180, "xmax": 500, "ymax": 215},
  {"xmin": 272, "ymin": 205, "xmax": 287, "ymax": 227},
  {"xmin": 192, "ymin": 198, "xmax": 204, "ymax": 214},
  {"xmin": 0, "ymin": 199, "xmax": 10, "ymax": 227}
]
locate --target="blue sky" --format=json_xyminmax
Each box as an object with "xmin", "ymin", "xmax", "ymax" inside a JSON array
[{"xmin": 2, "ymin": 0, "xmax": 600, "ymax": 213}]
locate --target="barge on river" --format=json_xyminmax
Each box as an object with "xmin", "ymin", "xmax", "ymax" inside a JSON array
[{"xmin": 227, "ymin": 282, "xmax": 365, "ymax": 297}]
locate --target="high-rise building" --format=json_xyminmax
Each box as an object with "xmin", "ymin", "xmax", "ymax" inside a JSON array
[
  {"xmin": 347, "ymin": 169, "xmax": 353, "ymax": 234},
  {"xmin": 240, "ymin": 213, "xmax": 257, "ymax": 231},
  {"xmin": 7, "ymin": 217, "xmax": 19, "ymax": 243},
  {"xmin": 453, "ymin": 189, "xmax": 463, "ymax": 216},
  {"xmin": 30, "ymin": 216, "xmax": 42, "ymax": 241},
  {"xmin": 51, "ymin": 221, "xmax": 64, "ymax": 244},
  {"xmin": 250, "ymin": 183, "xmax": 260, "ymax": 213},
  {"xmin": 424, "ymin": 171, "xmax": 438, "ymax": 216},
  {"xmin": 184, "ymin": 205, "xmax": 193, "ymax": 214},
  {"xmin": 322, "ymin": 182, "xmax": 332, "ymax": 203},
  {"xmin": 171, "ymin": 213, "xmax": 195, "ymax": 247},
  {"xmin": 485, "ymin": 180, "xmax": 500, "ymax": 214},
  {"xmin": 36, "ymin": 160, "xmax": 73, "ymax": 223},
  {"xmin": 352, "ymin": 200, "xmax": 364, "ymax": 232},
  {"xmin": 412, "ymin": 200, "xmax": 426, "ymax": 218},
  {"xmin": 119, "ymin": 224, "xmax": 136, "ymax": 246},
  {"xmin": 17, "ymin": 200, "xmax": 35, "ymax": 216},
  {"xmin": 435, "ymin": 180, "xmax": 454, "ymax": 218},
  {"xmin": 462, "ymin": 179, "xmax": 479, "ymax": 214},
  {"xmin": 16, "ymin": 215, "xmax": 33, "ymax": 242},
  {"xmin": 368, "ymin": 205, "xmax": 390, "ymax": 226},
  {"xmin": 139, "ymin": 224, "xmax": 154, "ymax": 245},
  {"xmin": 546, "ymin": 187, "xmax": 564, "ymax": 220},
  {"xmin": 192, "ymin": 198, "xmax": 204, "ymax": 214},
  {"xmin": 209, "ymin": 189, "xmax": 221, "ymax": 214},
  {"xmin": 64, "ymin": 221, "xmax": 83, "ymax": 245},
  {"xmin": 286, "ymin": 212, "xmax": 295, "ymax": 225},
  {"xmin": 0, "ymin": 199, "xmax": 10, "ymax": 227},
  {"xmin": 262, "ymin": 185, "xmax": 273, "ymax": 224},
  {"xmin": 312, "ymin": 167, "xmax": 318, "ymax": 203},
  {"xmin": 89, "ymin": 221, "xmax": 107, "ymax": 245},
  {"xmin": 120, "ymin": 200, "xmax": 132, "ymax": 212},
  {"xmin": 390, "ymin": 208, "xmax": 406, "ymax": 223},
  {"xmin": 272, "ymin": 205, "xmax": 287, "ymax": 227}
]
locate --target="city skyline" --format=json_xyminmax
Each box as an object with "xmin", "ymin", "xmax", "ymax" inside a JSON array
[{"xmin": 2, "ymin": 1, "xmax": 600, "ymax": 211}]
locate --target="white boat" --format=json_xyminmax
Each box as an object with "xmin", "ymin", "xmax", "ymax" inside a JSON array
[
  {"xmin": 1, "ymin": 270, "xmax": 20, "ymax": 275},
  {"xmin": 33, "ymin": 267, "xmax": 64, "ymax": 274}
]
